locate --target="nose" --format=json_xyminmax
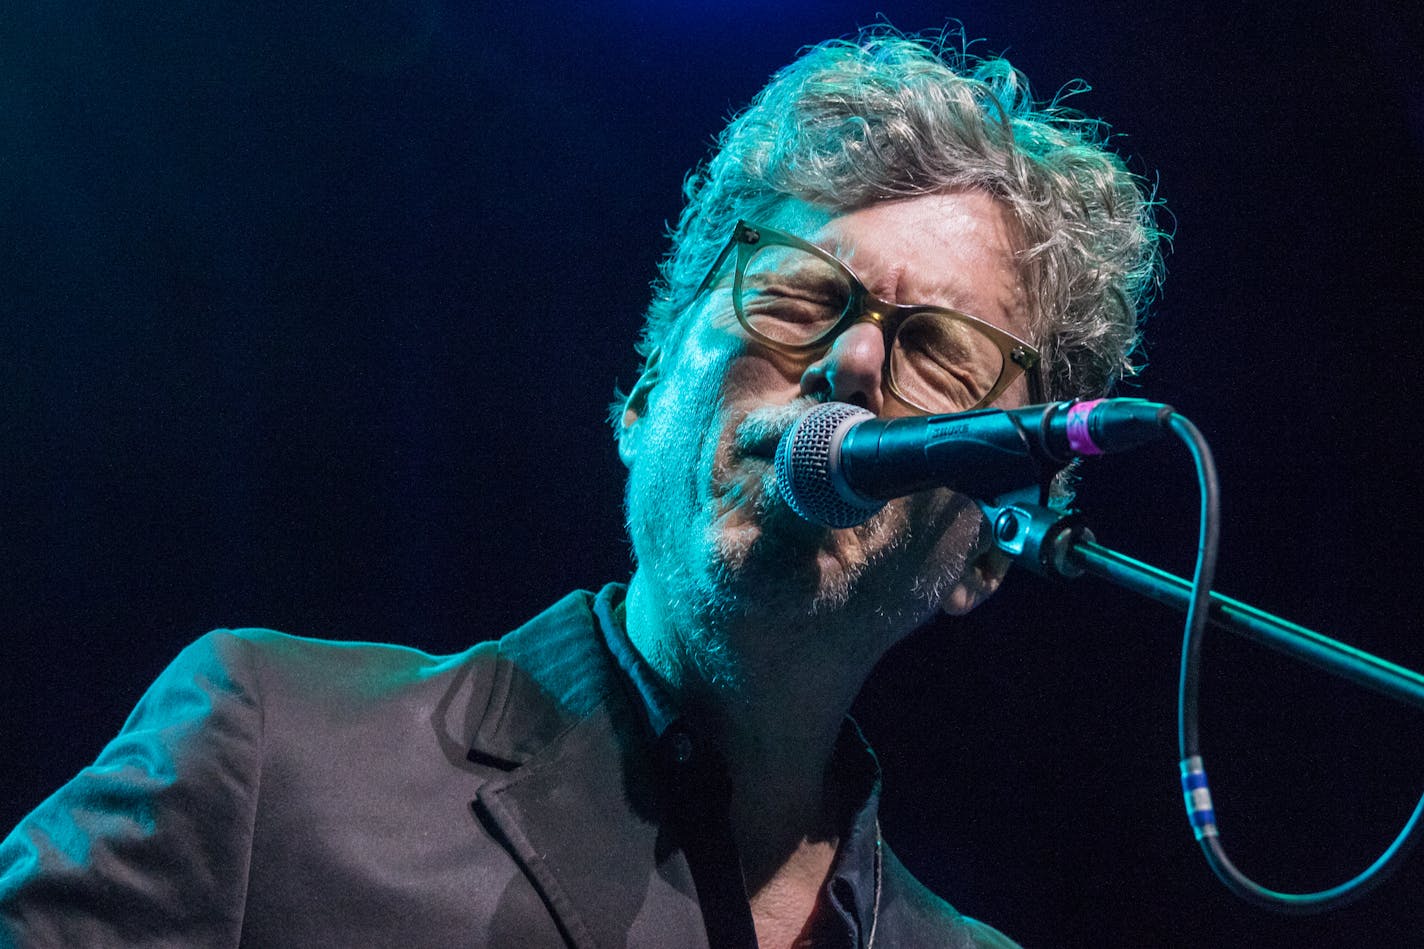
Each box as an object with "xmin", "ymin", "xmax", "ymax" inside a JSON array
[{"xmin": 798, "ymin": 318, "xmax": 887, "ymax": 413}]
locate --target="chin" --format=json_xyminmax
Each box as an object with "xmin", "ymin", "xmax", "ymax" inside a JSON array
[{"xmin": 707, "ymin": 494, "xmax": 895, "ymax": 620}]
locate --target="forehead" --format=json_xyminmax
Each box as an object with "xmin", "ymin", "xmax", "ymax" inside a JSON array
[{"xmin": 762, "ymin": 191, "xmax": 1028, "ymax": 336}]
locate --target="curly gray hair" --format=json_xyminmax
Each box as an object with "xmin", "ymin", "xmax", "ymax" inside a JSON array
[{"xmin": 618, "ymin": 29, "xmax": 1165, "ymax": 424}]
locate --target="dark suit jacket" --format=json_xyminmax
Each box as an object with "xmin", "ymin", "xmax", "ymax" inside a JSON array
[{"xmin": 0, "ymin": 589, "xmax": 1017, "ymax": 947}]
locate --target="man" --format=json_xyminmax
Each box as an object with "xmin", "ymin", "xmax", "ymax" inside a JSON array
[{"xmin": 0, "ymin": 31, "xmax": 1161, "ymax": 948}]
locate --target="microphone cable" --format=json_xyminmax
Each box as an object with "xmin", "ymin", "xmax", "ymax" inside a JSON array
[{"xmin": 1170, "ymin": 413, "xmax": 1424, "ymax": 912}]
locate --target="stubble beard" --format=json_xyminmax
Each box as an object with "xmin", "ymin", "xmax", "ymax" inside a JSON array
[{"xmin": 626, "ymin": 414, "xmax": 983, "ymax": 697}]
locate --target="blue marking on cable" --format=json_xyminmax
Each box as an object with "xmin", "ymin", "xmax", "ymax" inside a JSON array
[{"xmin": 1180, "ymin": 756, "xmax": 1218, "ymax": 840}]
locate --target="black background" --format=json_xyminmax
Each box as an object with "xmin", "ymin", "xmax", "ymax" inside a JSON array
[{"xmin": 5, "ymin": 1, "xmax": 1424, "ymax": 945}]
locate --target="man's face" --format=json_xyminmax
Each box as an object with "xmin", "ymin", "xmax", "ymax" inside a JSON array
[{"xmin": 622, "ymin": 190, "xmax": 1031, "ymax": 658}]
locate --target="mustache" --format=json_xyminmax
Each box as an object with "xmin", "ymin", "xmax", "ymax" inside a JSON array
[{"xmin": 733, "ymin": 396, "xmax": 822, "ymax": 456}]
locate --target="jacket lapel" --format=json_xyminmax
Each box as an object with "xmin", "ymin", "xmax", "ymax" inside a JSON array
[{"xmin": 467, "ymin": 590, "xmax": 707, "ymax": 949}]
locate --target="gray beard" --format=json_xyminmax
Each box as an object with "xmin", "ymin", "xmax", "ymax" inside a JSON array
[{"xmin": 625, "ymin": 469, "xmax": 977, "ymax": 698}]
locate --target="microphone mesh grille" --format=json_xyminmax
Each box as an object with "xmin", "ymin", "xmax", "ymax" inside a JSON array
[{"xmin": 774, "ymin": 402, "xmax": 882, "ymax": 528}]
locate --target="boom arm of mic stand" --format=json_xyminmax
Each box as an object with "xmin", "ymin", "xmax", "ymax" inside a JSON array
[{"xmin": 985, "ymin": 500, "xmax": 1424, "ymax": 713}]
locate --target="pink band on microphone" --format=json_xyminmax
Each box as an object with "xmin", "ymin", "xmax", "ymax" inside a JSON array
[{"xmin": 1066, "ymin": 399, "xmax": 1106, "ymax": 456}]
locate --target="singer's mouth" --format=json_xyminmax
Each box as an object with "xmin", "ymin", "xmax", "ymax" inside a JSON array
[{"xmin": 742, "ymin": 432, "xmax": 780, "ymax": 460}]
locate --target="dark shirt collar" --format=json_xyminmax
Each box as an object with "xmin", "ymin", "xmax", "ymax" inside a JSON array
[
  {"xmin": 595, "ymin": 584, "xmax": 680, "ymax": 739},
  {"xmin": 594, "ymin": 582, "xmax": 884, "ymax": 948}
]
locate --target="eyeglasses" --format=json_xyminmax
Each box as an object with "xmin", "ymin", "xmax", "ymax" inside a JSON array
[{"xmin": 695, "ymin": 220, "xmax": 1042, "ymax": 414}]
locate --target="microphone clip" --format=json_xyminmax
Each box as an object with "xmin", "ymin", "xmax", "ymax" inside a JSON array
[{"xmin": 981, "ymin": 492, "xmax": 1094, "ymax": 580}]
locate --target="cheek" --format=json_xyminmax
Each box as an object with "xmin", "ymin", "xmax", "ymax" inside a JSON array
[
  {"xmin": 717, "ymin": 351, "xmax": 802, "ymax": 401},
  {"xmin": 899, "ymin": 491, "xmax": 989, "ymax": 578},
  {"xmin": 658, "ymin": 335, "xmax": 802, "ymax": 422}
]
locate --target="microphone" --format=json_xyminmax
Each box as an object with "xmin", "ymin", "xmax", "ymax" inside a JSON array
[{"xmin": 773, "ymin": 398, "xmax": 1175, "ymax": 528}]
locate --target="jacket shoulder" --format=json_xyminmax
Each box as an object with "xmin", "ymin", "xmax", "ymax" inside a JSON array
[{"xmin": 195, "ymin": 626, "xmax": 498, "ymax": 707}]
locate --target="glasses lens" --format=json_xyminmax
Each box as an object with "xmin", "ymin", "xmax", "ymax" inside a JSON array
[
  {"xmin": 737, "ymin": 244, "xmax": 853, "ymax": 346},
  {"xmin": 890, "ymin": 312, "xmax": 1006, "ymax": 413}
]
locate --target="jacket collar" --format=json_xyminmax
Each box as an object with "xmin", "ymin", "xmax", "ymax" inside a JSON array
[
  {"xmin": 466, "ymin": 585, "xmax": 708, "ymax": 949},
  {"xmin": 466, "ymin": 587, "xmax": 630, "ymax": 768}
]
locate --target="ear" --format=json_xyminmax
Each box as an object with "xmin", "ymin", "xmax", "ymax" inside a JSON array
[
  {"xmin": 940, "ymin": 546, "xmax": 1011, "ymax": 616},
  {"xmin": 618, "ymin": 348, "xmax": 662, "ymax": 468}
]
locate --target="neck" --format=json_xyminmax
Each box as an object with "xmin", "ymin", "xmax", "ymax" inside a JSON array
[{"xmin": 624, "ymin": 569, "xmax": 876, "ymax": 884}]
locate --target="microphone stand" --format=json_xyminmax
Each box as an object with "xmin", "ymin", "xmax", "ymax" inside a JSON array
[{"xmin": 985, "ymin": 498, "xmax": 1424, "ymax": 712}]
